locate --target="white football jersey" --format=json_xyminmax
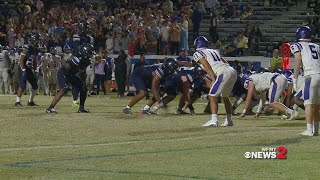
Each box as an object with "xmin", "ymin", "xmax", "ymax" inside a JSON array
[
  {"xmin": 290, "ymin": 42, "xmax": 320, "ymax": 76},
  {"xmin": 249, "ymin": 72, "xmax": 276, "ymax": 92},
  {"xmin": 193, "ymin": 48, "xmax": 229, "ymax": 74}
]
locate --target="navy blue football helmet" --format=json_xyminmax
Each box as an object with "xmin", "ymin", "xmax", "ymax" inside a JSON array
[
  {"xmin": 296, "ymin": 26, "xmax": 311, "ymax": 41},
  {"xmin": 194, "ymin": 36, "xmax": 208, "ymax": 50},
  {"xmin": 163, "ymin": 58, "xmax": 179, "ymax": 75}
]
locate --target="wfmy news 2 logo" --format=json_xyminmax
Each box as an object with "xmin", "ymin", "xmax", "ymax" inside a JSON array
[{"xmin": 244, "ymin": 146, "xmax": 287, "ymax": 159}]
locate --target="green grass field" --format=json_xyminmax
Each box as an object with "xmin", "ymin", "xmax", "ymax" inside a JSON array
[{"xmin": 0, "ymin": 95, "xmax": 319, "ymax": 180}]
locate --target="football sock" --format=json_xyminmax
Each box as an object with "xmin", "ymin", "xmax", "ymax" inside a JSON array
[
  {"xmin": 143, "ymin": 105, "xmax": 150, "ymax": 110},
  {"xmin": 233, "ymin": 98, "xmax": 244, "ymax": 109},
  {"xmin": 126, "ymin": 105, "xmax": 131, "ymax": 109},
  {"xmin": 29, "ymin": 89, "xmax": 36, "ymax": 102},
  {"xmin": 307, "ymin": 124, "xmax": 313, "ymax": 132},
  {"xmin": 48, "ymin": 104, "xmax": 54, "ymax": 109},
  {"xmin": 79, "ymin": 90, "xmax": 87, "ymax": 108},
  {"xmin": 314, "ymin": 122, "xmax": 319, "ymax": 133},
  {"xmin": 16, "ymin": 96, "xmax": 20, "ymax": 103},
  {"xmin": 72, "ymin": 88, "xmax": 79, "ymax": 101},
  {"xmin": 292, "ymin": 104, "xmax": 298, "ymax": 111},
  {"xmin": 188, "ymin": 104, "xmax": 194, "ymax": 111},
  {"xmin": 227, "ymin": 114, "xmax": 232, "ymax": 121},
  {"xmin": 211, "ymin": 114, "xmax": 218, "ymax": 121}
]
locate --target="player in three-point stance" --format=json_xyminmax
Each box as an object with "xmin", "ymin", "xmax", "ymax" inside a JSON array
[
  {"xmin": 239, "ymin": 71, "xmax": 298, "ymax": 119},
  {"xmin": 291, "ymin": 26, "xmax": 320, "ymax": 136},
  {"xmin": 193, "ymin": 36, "xmax": 237, "ymax": 127}
]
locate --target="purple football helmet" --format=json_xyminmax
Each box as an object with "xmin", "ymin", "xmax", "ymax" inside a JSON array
[
  {"xmin": 194, "ymin": 36, "xmax": 208, "ymax": 50},
  {"xmin": 296, "ymin": 26, "xmax": 311, "ymax": 41}
]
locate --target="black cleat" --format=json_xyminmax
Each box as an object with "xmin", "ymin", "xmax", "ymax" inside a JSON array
[
  {"xmin": 46, "ymin": 108, "xmax": 57, "ymax": 113},
  {"xmin": 123, "ymin": 107, "xmax": 132, "ymax": 114},
  {"xmin": 15, "ymin": 102, "xmax": 22, "ymax": 107},
  {"xmin": 78, "ymin": 108, "xmax": 90, "ymax": 113},
  {"xmin": 27, "ymin": 101, "xmax": 39, "ymax": 106}
]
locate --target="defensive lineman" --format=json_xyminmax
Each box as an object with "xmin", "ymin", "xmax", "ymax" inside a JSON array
[
  {"xmin": 291, "ymin": 26, "xmax": 320, "ymax": 136},
  {"xmin": 193, "ymin": 36, "xmax": 237, "ymax": 127}
]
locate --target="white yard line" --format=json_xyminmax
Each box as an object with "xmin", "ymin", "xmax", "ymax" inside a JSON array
[{"xmin": 0, "ymin": 129, "xmax": 299, "ymax": 152}]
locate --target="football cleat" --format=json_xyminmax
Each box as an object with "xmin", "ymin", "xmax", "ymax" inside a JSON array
[
  {"xmin": 15, "ymin": 102, "xmax": 22, "ymax": 107},
  {"xmin": 78, "ymin": 108, "xmax": 90, "ymax": 113},
  {"xmin": 190, "ymin": 109, "xmax": 196, "ymax": 115},
  {"xmin": 288, "ymin": 111, "xmax": 299, "ymax": 121},
  {"xmin": 141, "ymin": 108, "xmax": 151, "ymax": 115},
  {"xmin": 46, "ymin": 108, "xmax": 57, "ymax": 113},
  {"xmin": 221, "ymin": 118, "xmax": 234, "ymax": 127},
  {"xmin": 299, "ymin": 130, "xmax": 314, "ymax": 136},
  {"xmin": 71, "ymin": 100, "xmax": 80, "ymax": 108},
  {"xmin": 27, "ymin": 101, "xmax": 39, "ymax": 106},
  {"xmin": 175, "ymin": 107, "xmax": 188, "ymax": 115},
  {"xmin": 123, "ymin": 107, "xmax": 132, "ymax": 114},
  {"xmin": 202, "ymin": 119, "xmax": 218, "ymax": 127}
]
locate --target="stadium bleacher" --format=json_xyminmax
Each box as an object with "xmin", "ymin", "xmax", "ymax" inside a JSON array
[{"xmin": 192, "ymin": 0, "xmax": 319, "ymax": 56}]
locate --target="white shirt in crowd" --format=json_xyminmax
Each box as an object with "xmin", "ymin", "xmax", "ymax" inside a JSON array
[
  {"xmin": 160, "ymin": 25, "xmax": 170, "ymax": 42},
  {"xmin": 181, "ymin": 20, "xmax": 188, "ymax": 32}
]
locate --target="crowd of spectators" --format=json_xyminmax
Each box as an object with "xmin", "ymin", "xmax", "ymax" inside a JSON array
[
  {"xmin": 0, "ymin": 0, "xmax": 209, "ymax": 57},
  {"xmin": 0, "ymin": 0, "xmax": 319, "ymax": 58}
]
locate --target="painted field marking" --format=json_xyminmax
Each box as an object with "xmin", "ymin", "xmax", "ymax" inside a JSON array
[{"xmin": 0, "ymin": 129, "xmax": 300, "ymax": 152}]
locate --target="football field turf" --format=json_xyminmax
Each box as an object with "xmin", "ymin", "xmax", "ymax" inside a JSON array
[{"xmin": 0, "ymin": 95, "xmax": 319, "ymax": 180}]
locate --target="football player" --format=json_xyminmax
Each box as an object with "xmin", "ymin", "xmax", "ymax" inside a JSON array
[
  {"xmin": 239, "ymin": 71, "xmax": 298, "ymax": 119},
  {"xmin": 15, "ymin": 33, "xmax": 41, "ymax": 106},
  {"xmin": 46, "ymin": 44, "xmax": 93, "ymax": 113},
  {"xmin": 291, "ymin": 26, "xmax": 320, "ymax": 136},
  {"xmin": 193, "ymin": 36, "xmax": 237, "ymax": 127},
  {"xmin": 123, "ymin": 58, "xmax": 179, "ymax": 114}
]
